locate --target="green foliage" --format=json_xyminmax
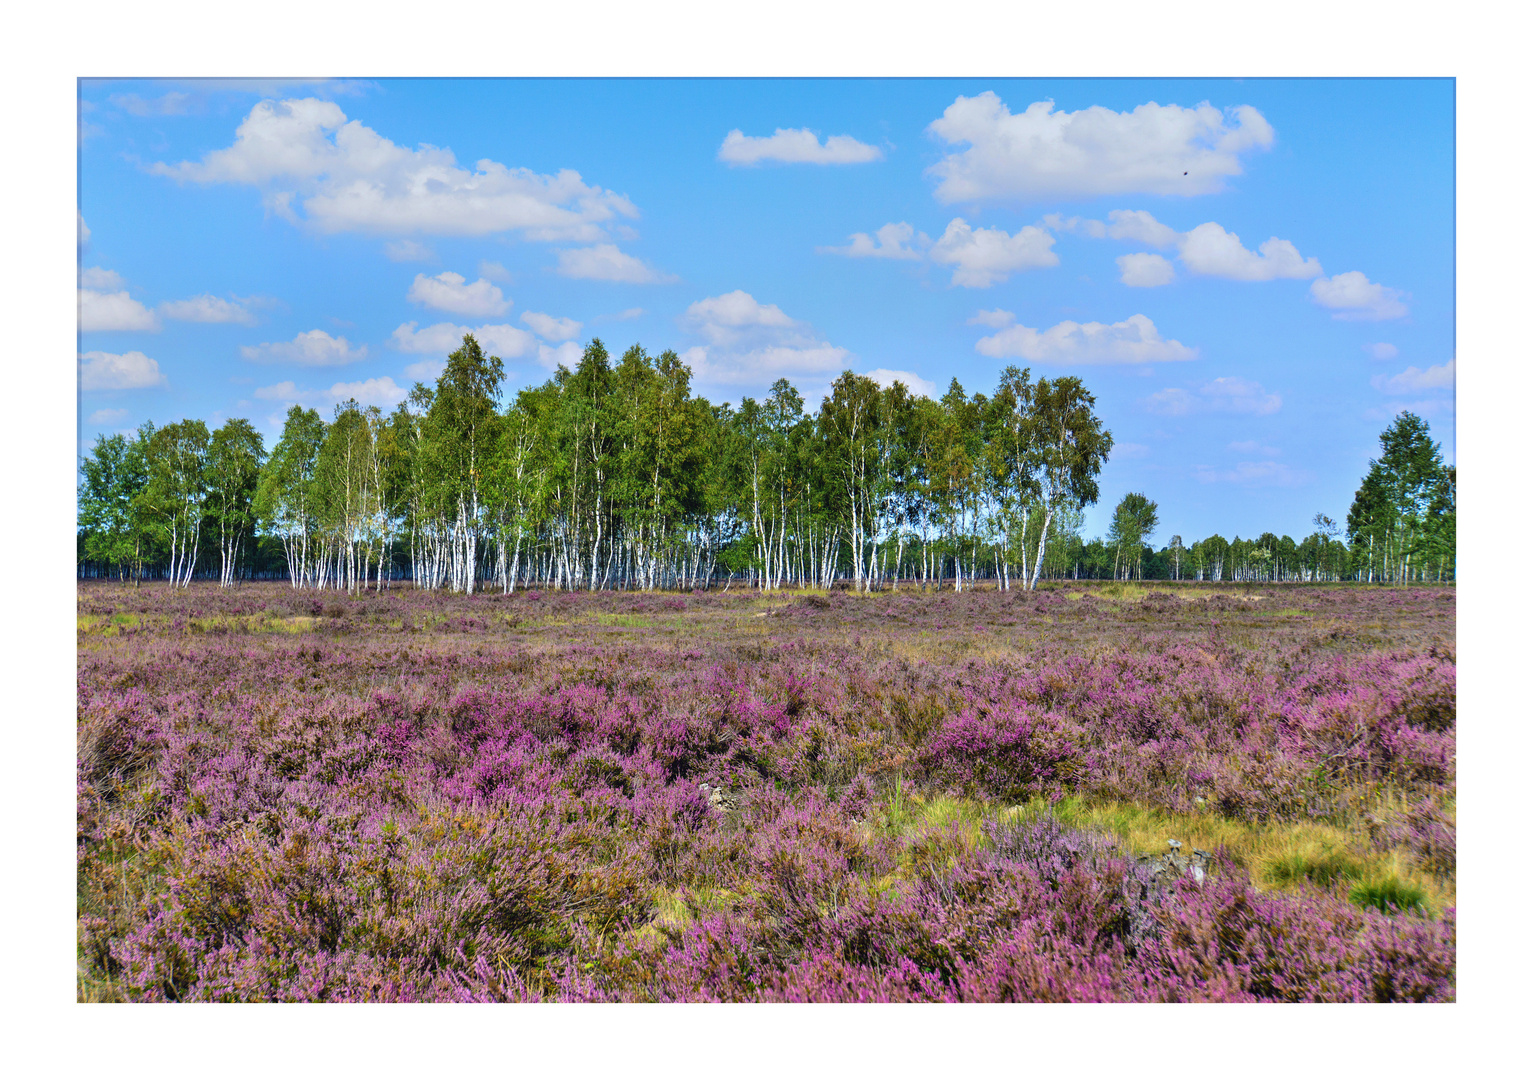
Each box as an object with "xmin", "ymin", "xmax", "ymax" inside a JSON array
[{"xmin": 1349, "ymin": 876, "xmax": 1428, "ymax": 915}]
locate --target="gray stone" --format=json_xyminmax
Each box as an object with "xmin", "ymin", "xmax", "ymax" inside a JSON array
[{"xmin": 1121, "ymin": 839, "xmax": 1213, "ymax": 948}]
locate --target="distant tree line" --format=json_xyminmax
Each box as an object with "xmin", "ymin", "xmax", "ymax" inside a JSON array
[
  {"xmin": 78, "ymin": 335, "xmax": 1453, "ymax": 591},
  {"xmin": 1081, "ymin": 411, "xmax": 1454, "ymax": 584}
]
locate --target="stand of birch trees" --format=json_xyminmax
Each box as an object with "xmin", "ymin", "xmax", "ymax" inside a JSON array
[{"xmin": 78, "ymin": 334, "xmax": 1453, "ymax": 590}]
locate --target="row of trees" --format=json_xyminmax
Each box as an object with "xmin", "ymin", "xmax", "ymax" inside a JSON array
[
  {"xmin": 78, "ymin": 335, "xmax": 1454, "ymax": 591},
  {"xmin": 1083, "ymin": 410, "xmax": 1454, "ymax": 584},
  {"xmin": 79, "ymin": 335, "xmax": 1114, "ymax": 593}
]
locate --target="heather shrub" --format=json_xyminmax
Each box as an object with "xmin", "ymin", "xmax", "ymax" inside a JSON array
[
  {"xmin": 921, "ymin": 703, "xmax": 1083, "ymax": 800},
  {"xmin": 77, "ymin": 581, "xmax": 1454, "ymax": 1002}
]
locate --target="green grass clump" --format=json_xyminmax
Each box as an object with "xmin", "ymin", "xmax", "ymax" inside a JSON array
[
  {"xmin": 1349, "ymin": 876, "xmax": 1428, "ymax": 915},
  {"xmin": 1264, "ymin": 848, "xmax": 1365, "ymax": 888}
]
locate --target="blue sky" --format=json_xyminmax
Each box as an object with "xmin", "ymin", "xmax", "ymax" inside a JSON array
[{"xmin": 77, "ymin": 77, "xmax": 1454, "ymax": 543}]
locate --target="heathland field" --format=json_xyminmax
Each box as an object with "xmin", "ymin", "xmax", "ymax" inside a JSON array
[{"xmin": 77, "ymin": 581, "xmax": 1455, "ymax": 1001}]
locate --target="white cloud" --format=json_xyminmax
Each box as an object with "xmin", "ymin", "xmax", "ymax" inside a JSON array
[
  {"xmin": 1057, "ymin": 208, "xmax": 1324, "ymax": 284},
  {"xmin": 88, "ymin": 408, "xmax": 129, "ymax": 425},
  {"xmin": 1363, "ymin": 342, "xmax": 1399, "ymax": 361},
  {"xmin": 151, "ymin": 98, "xmax": 638, "ymax": 241},
  {"xmin": 718, "ymin": 128, "xmax": 882, "ymax": 166},
  {"xmin": 1117, "ymin": 252, "xmax": 1175, "ymax": 287},
  {"xmin": 255, "ymin": 376, "xmax": 408, "ymax": 411},
  {"xmin": 537, "ymin": 341, "xmax": 584, "ymax": 370},
  {"xmin": 928, "ymin": 218, "xmax": 1058, "ymax": 287},
  {"xmin": 684, "ymin": 344, "xmax": 852, "ymax": 392},
  {"xmin": 390, "ymin": 321, "xmax": 538, "ymax": 359},
  {"xmin": 682, "ymin": 290, "xmax": 798, "ymax": 346},
  {"xmin": 554, "ymin": 244, "xmax": 676, "ymax": 284},
  {"xmin": 385, "ymin": 239, "xmax": 435, "ymax": 262},
  {"xmin": 679, "ymin": 291, "xmax": 850, "ymax": 393},
  {"xmin": 79, "ymin": 266, "xmax": 123, "ymax": 290},
  {"xmin": 78, "ymin": 213, "xmax": 90, "ymax": 247},
  {"xmin": 1104, "ymin": 209, "xmax": 1180, "ymax": 249},
  {"xmin": 975, "ymin": 313, "xmax": 1194, "ymax": 365},
  {"xmin": 79, "ymin": 288, "xmax": 159, "ymax": 332},
  {"xmin": 160, "ymin": 294, "xmax": 257, "ymax": 325},
  {"xmin": 478, "ymin": 259, "xmax": 511, "ymax": 282},
  {"xmin": 865, "ymin": 368, "xmax": 937, "ymax": 398},
  {"xmin": 1043, "ymin": 214, "xmax": 1109, "ymax": 239},
  {"xmin": 1195, "ymin": 460, "xmax": 1309, "ymax": 487},
  {"xmin": 968, "ymin": 308, "xmax": 1016, "ymax": 328},
  {"xmin": 406, "ymin": 271, "xmax": 510, "ymax": 317},
  {"xmin": 610, "ymin": 307, "xmax": 644, "ymax": 321},
  {"xmin": 402, "ymin": 359, "xmax": 445, "ymax": 383},
  {"xmin": 240, "ymin": 329, "xmax": 367, "ymax": 365},
  {"xmin": 1228, "ymin": 440, "xmax": 1281, "ymax": 456},
  {"xmin": 79, "ymin": 350, "xmax": 166, "ymax": 390},
  {"xmin": 1145, "ymin": 376, "xmax": 1281, "ymax": 416},
  {"xmin": 925, "ymin": 92, "xmax": 1274, "ymax": 203},
  {"xmin": 1310, "ymin": 272, "xmax": 1409, "ymax": 321},
  {"xmin": 1372, "ymin": 359, "xmax": 1455, "ymax": 395},
  {"xmin": 1114, "ymin": 442, "xmax": 1150, "ymax": 459},
  {"xmin": 521, "ymin": 311, "xmax": 583, "ymax": 342},
  {"xmin": 1177, "ymin": 222, "xmax": 1322, "ymax": 281},
  {"xmin": 820, "ymin": 221, "xmax": 926, "ymax": 260}
]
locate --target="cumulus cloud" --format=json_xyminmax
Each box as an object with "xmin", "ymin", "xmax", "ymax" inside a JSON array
[
  {"xmin": 241, "ymin": 329, "xmax": 367, "ymax": 365},
  {"xmin": 78, "ymin": 213, "xmax": 91, "ymax": 247},
  {"xmin": 79, "ymin": 350, "xmax": 166, "ymax": 390},
  {"xmin": 1145, "ymin": 376, "xmax": 1281, "ymax": 416},
  {"xmin": 975, "ymin": 314, "xmax": 1194, "ymax": 365},
  {"xmin": 718, "ymin": 128, "xmax": 882, "ymax": 166},
  {"xmin": 864, "ymin": 368, "xmax": 937, "ymax": 398},
  {"xmin": 1066, "ymin": 209, "xmax": 1323, "ymax": 283},
  {"xmin": 682, "ymin": 290, "xmax": 798, "ymax": 346},
  {"xmin": 478, "ymin": 260, "xmax": 511, "ymax": 281},
  {"xmin": 521, "ymin": 312, "xmax": 583, "ymax": 342},
  {"xmin": 79, "ymin": 266, "xmax": 124, "ymax": 290},
  {"xmin": 1310, "ymin": 271, "xmax": 1409, "ymax": 320},
  {"xmin": 928, "ymin": 218, "xmax": 1058, "ymax": 287},
  {"xmin": 538, "ymin": 341, "xmax": 583, "ymax": 370},
  {"xmin": 968, "ymin": 308, "xmax": 1016, "ymax": 328},
  {"xmin": 607, "ymin": 307, "xmax": 644, "ymax": 321},
  {"xmin": 79, "ymin": 288, "xmax": 159, "ymax": 332},
  {"xmin": 406, "ymin": 271, "xmax": 510, "ymax": 317},
  {"xmin": 925, "ymin": 92, "xmax": 1274, "ymax": 203},
  {"xmin": 1372, "ymin": 359, "xmax": 1454, "ymax": 395},
  {"xmin": 1363, "ymin": 342, "xmax": 1399, "ymax": 360},
  {"xmin": 151, "ymin": 98, "xmax": 638, "ymax": 241},
  {"xmin": 1054, "ymin": 208, "xmax": 1323, "ymax": 284},
  {"xmin": 1117, "ymin": 252, "xmax": 1175, "ymax": 287},
  {"xmin": 1177, "ymin": 222, "xmax": 1322, "ymax": 281},
  {"xmin": 1103, "ymin": 209, "xmax": 1180, "ymax": 249},
  {"xmin": 160, "ymin": 294, "xmax": 258, "ymax": 325},
  {"xmin": 88, "ymin": 407, "xmax": 129, "ymax": 425},
  {"xmin": 390, "ymin": 321, "xmax": 538, "ymax": 359},
  {"xmin": 554, "ymin": 244, "xmax": 676, "ymax": 284},
  {"xmin": 1195, "ymin": 460, "xmax": 1310, "ymax": 487},
  {"xmin": 679, "ymin": 291, "xmax": 850, "ymax": 393},
  {"xmin": 819, "ymin": 221, "xmax": 926, "ymax": 260},
  {"xmin": 385, "ymin": 239, "xmax": 435, "ymax": 262},
  {"xmin": 254, "ymin": 376, "xmax": 408, "ymax": 411}
]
